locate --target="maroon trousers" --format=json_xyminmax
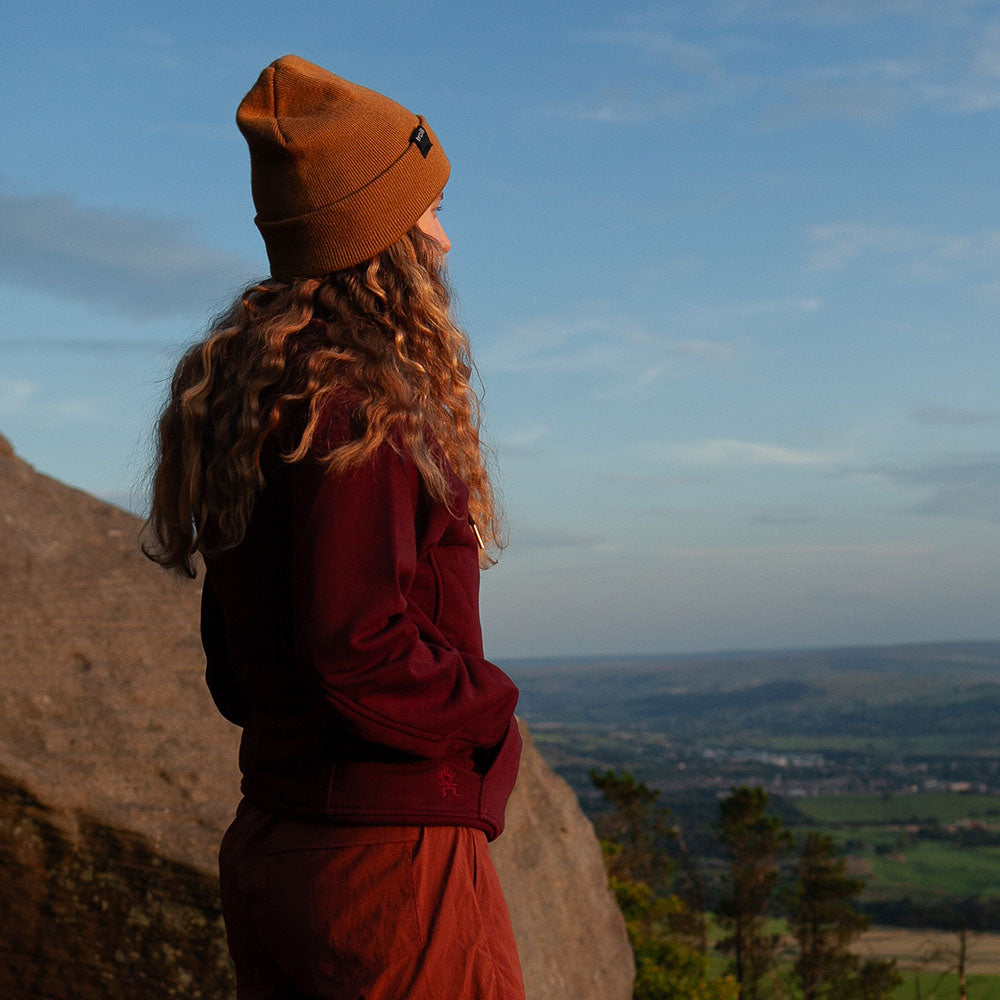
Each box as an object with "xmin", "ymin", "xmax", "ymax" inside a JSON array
[{"xmin": 219, "ymin": 800, "xmax": 526, "ymax": 999}]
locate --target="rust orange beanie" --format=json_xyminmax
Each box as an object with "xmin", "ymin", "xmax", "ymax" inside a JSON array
[{"xmin": 237, "ymin": 55, "xmax": 450, "ymax": 279}]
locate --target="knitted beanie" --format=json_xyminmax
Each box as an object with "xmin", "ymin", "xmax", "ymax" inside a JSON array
[{"xmin": 236, "ymin": 55, "xmax": 450, "ymax": 278}]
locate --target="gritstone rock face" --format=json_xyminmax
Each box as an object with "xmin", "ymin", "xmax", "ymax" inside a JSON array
[{"xmin": 0, "ymin": 435, "xmax": 633, "ymax": 1000}]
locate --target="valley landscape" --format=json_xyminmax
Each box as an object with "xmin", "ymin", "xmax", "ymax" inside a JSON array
[
  {"xmin": 502, "ymin": 640, "xmax": 1000, "ymax": 807},
  {"xmin": 3, "ymin": 435, "xmax": 997, "ymax": 997},
  {"xmin": 503, "ymin": 642, "xmax": 1000, "ymax": 993}
]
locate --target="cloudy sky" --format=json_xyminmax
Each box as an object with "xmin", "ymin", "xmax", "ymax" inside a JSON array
[{"xmin": 2, "ymin": 0, "xmax": 998, "ymax": 658}]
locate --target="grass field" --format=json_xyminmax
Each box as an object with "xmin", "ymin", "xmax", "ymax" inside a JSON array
[
  {"xmin": 864, "ymin": 841, "xmax": 1000, "ymax": 900},
  {"xmin": 857, "ymin": 927, "xmax": 1000, "ymax": 975},
  {"xmin": 786, "ymin": 793, "xmax": 1000, "ymax": 903},
  {"xmin": 890, "ymin": 972, "xmax": 999, "ymax": 999},
  {"xmin": 707, "ymin": 926, "xmax": 1000, "ymax": 998},
  {"xmin": 857, "ymin": 927, "xmax": 1000, "ymax": 999},
  {"xmin": 794, "ymin": 793, "xmax": 1000, "ymax": 827}
]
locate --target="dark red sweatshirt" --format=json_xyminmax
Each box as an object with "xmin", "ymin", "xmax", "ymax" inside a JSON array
[{"xmin": 200, "ymin": 404, "xmax": 521, "ymax": 839}]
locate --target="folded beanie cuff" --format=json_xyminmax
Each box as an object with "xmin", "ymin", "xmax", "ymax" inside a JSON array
[{"xmin": 257, "ymin": 117, "xmax": 450, "ymax": 278}]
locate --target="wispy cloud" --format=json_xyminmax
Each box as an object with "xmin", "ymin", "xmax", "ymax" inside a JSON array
[
  {"xmin": 0, "ymin": 189, "xmax": 256, "ymax": 319},
  {"xmin": 539, "ymin": 89, "xmax": 705, "ymax": 123},
  {"xmin": 763, "ymin": 38, "xmax": 1000, "ymax": 124},
  {"xmin": 575, "ymin": 29, "xmax": 728, "ymax": 79},
  {"xmin": 0, "ymin": 375, "xmax": 37, "ymax": 417},
  {"xmin": 545, "ymin": 24, "xmax": 752, "ymax": 122},
  {"xmin": 869, "ymin": 452, "xmax": 1000, "ymax": 521},
  {"xmin": 807, "ymin": 223, "xmax": 932, "ymax": 270},
  {"xmin": 130, "ymin": 28, "xmax": 174, "ymax": 49},
  {"xmin": 661, "ymin": 540, "xmax": 937, "ymax": 559},
  {"xmin": 565, "ymin": 5, "xmax": 1000, "ymax": 127},
  {"xmin": 0, "ymin": 374, "xmax": 118, "ymax": 426},
  {"xmin": 485, "ymin": 296, "xmax": 825, "ymax": 398},
  {"xmin": 773, "ymin": 3, "xmax": 1000, "ymax": 119},
  {"xmin": 498, "ymin": 426, "xmax": 550, "ymax": 458},
  {"xmin": 628, "ymin": 0, "xmax": 969, "ymax": 30},
  {"xmin": 761, "ymin": 66, "xmax": 915, "ymax": 126},
  {"xmin": 747, "ymin": 507, "xmax": 824, "ymax": 525},
  {"xmin": 705, "ymin": 1, "xmax": 991, "ymax": 32},
  {"xmin": 648, "ymin": 438, "xmax": 844, "ymax": 467},
  {"xmin": 670, "ymin": 339, "xmax": 739, "ymax": 362},
  {"xmin": 710, "ymin": 0, "xmax": 935, "ymax": 24},
  {"xmin": 690, "ymin": 297, "xmax": 821, "ymax": 329},
  {"xmin": 0, "ymin": 338, "xmax": 174, "ymax": 354},
  {"xmin": 121, "ymin": 28, "xmax": 185, "ymax": 71},
  {"xmin": 485, "ymin": 309, "xmax": 733, "ymax": 378},
  {"xmin": 913, "ymin": 405, "xmax": 1000, "ymax": 426},
  {"xmin": 807, "ymin": 222, "xmax": 1000, "ymax": 289},
  {"xmin": 483, "ymin": 307, "xmax": 738, "ymax": 403},
  {"xmin": 511, "ymin": 525, "xmax": 615, "ymax": 552}
]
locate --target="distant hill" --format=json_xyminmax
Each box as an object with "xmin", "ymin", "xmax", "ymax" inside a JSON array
[
  {"xmin": 499, "ymin": 641, "xmax": 1000, "ymax": 927},
  {"xmin": 500, "ymin": 641, "xmax": 1000, "ymax": 737},
  {"xmin": 499, "ymin": 639, "xmax": 1000, "ymax": 811}
]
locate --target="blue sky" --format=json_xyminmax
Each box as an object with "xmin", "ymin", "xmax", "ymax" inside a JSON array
[{"xmin": 2, "ymin": 0, "xmax": 998, "ymax": 657}]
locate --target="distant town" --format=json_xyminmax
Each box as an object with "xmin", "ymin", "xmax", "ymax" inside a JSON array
[{"xmin": 527, "ymin": 721, "xmax": 1000, "ymax": 801}]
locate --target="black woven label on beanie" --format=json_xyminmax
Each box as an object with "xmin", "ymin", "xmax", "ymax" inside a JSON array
[{"xmin": 410, "ymin": 125, "xmax": 432, "ymax": 158}]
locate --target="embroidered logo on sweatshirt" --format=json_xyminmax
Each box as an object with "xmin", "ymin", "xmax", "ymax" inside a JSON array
[{"xmin": 438, "ymin": 764, "xmax": 460, "ymax": 797}]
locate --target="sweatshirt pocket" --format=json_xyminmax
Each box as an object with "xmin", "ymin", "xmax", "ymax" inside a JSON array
[
  {"xmin": 477, "ymin": 717, "xmax": 523, "ymax": 840},
  {"xmin": 426, "ymin": 539, "xmax": 479, "ymax": 635},
  {"xmin": 426, "ymin": 549, "xmax": 444, "ymax": 626},
  {"xmin": 408, "ymin": 551, "xmax": 443, "ymax": 626}
]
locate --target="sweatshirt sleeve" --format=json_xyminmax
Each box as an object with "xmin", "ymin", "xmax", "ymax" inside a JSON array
[
  {"xmin": 292, "ymin": 439, "xmax": 519, "ymax": 760},
  {"xmin": 201, "ymin": 572, "xmax": 251, "ymax": 727}
]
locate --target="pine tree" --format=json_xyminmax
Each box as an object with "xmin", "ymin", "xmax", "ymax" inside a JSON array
[
  {"xmin": 590, "ymin": 768, "xmax": 676, "ymax": 891},
  {"xmin": 853, "ymin": 957, "xmax": 903, "ymax": 1000},
  {"xmin": 790, "ymin": 831, "xmax": 870, "ymax": 1000},
  {"xmin": 788, "ymin": 831, "xmax": 901, "ymax": 1000},
  {"xmin": 715, "ymin": 786, "xmax": 793, "ymax": 1000},
  {"xmin": 591, "ymin": 769, "xmax": 737, "ymax": 1000}
]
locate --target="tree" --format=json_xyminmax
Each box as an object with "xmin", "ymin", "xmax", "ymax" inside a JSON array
[
  {"xmin": 789, "ymin": 832, "xmax": 872, "ymax": 1000},
  {"xmin": 591, "ymin": 769, "xmax": 737, "ymax": 1000},
  {"xmin": 915, "ymin": 926, "xmax": 973, "ymax": 1000},
  {"xmin": 786, "ymin": 830, "xmax": 900, "ymax": 1000},
  {"xmin": 853, "ymin": 957, "xmax": 902, "ymax": 1000},
  {"xmin": 615, "ymin": 878, "xmax": 738, "ymax": 1000},
  {"xmin": 591, "ymin": 768, "xmax": 676, "ymax": 892},
  {"xmin": 715, "ymin": 786, "xmax": 793, "ymax": 1000}
]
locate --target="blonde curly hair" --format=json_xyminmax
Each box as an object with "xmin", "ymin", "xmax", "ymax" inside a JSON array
[{"xmin": 143, "ymin": 226, "xmax": 502, "ymax": 577}]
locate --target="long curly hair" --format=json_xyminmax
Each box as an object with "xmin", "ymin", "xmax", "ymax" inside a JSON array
[{"xmin": 143, "ymin": 226, "xmax": 502, "ymax": 577}]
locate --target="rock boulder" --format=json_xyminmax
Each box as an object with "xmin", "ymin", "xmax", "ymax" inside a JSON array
[{"xmin": 0, "ymin": 437, "xmax": 633, "ymax": 1000}]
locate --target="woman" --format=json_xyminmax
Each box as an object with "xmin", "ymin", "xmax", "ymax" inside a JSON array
[{"xmin": 144, "ymin": 55, "xmax": 525, "ymax": 999}]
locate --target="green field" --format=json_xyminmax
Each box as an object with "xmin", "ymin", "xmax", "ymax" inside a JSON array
[
  {"xmin": 890, "ymin": 971, "xmax": 998, "ymax": 999},
  {"xmin": 794, "ymin": 793, "xmax": 1000, "ymax": 827},
  {"xmin": 864, "ymin": 842, "xmax": 1000, "ymax": 900},
  {"xmin": 788, "ymin": 793, "xmax": 1000, "ymax": 904},
  {"xmin": 705, "ymin": 925, "xmax": 1000, "ymax": 998},
  {"xmin": 857, "ymin": 927, "xmax": 1000, "ymax": 999},
  {"xmin": 509, "ymin": 643, "xmax": 1000, "ymax": 930}
]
